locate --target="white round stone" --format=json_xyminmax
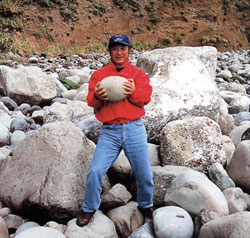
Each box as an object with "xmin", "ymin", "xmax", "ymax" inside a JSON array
[
  {"xmin": 153, "ymin": 206, "xmax": 194, "ymax": 238},
  {"xmin": 99, "ymin": 76, "xmax": 128, "ymax": 102},
  {"xmin": 15, "ymin": 227, "xmax": 65, "ymax": 238}
]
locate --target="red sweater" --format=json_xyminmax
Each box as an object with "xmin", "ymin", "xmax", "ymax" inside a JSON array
[{"xmin": 87, "ymin": 60, "xmax": 152, "ymax": 124}]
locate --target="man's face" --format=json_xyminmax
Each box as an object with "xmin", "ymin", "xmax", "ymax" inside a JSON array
[{"xmin": 110, "ymin": 44, "xmax": 131, "ymax": 68}]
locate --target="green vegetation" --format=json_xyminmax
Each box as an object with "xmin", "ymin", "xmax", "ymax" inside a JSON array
[
  {"xmin": 192, "ymin": 23, "xmax": 198, "ymax": 31},
  {"xmin": 44, "ymin": 44, "xmax": 83, "ymax": 56},
  {"xmin": 87, "ymin": 0, "xmax": 106, "ymax": 17},
  {"xmin": 84, "ymin": 42, "xmax": 108, "ymax": 53},
  {"xmin": 221, "ymin": 0, "xmax": 230, "ymax": 15},
  {"xmin": 113, "ymin": 0, "xmax": 140, "ymax": 12},
  {"xmin": 0, "ymin": 32, "xmax": 17, "ymax": 53},
  {"xmin": 235, "ymin": 0, "xmax": 250, "ymax": 11},
  {"xmin": 161, "ymin": 37, "xmax": 173, "ymax": 46},
  {"xmin": 132, "ymin": 41, "xmax": 155, "ymax": 50},
  {"xmin": 0, "ymin": 0, "xmax": 23, "ymax": 32},
  {"xmin": 144, "ymin": 0, "xmax": 161, "ymax": 24},
  {"xmin": 33, "ymin": 26, "xmax": 54, "ymax": 42},
  {"xmin": 201, "ymin": 35, "xmax": 229, "ymax": 47},
  {"xmin": 19, "ymin": 0, "xmax": 79, "ymax": 21},
  {"xmin": 0, "ymin": 61, "xmax": 12, "ymax": 67},
  {"xmin": 58, "ymin": 76, "xmax": 79, "ymax": 90}
]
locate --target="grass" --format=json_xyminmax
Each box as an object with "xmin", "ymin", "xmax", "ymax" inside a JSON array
[
  {"xmin": 84, "ymin": 42, "xmax": 108, "ymax": 53},
  {"xmin": 43, "ymin": 44, "xmax": 83, "ymax": 56},
  {"xmin": 0, "ymin": 61, "xmax": 12, "ymax": 67},
  {"xmin": 58, "ymin": 76, "xmax": 79, "ymax": 90},
  {"xmin": 201, "ymin": 35, "xmax": 229, "ymax": 47}
]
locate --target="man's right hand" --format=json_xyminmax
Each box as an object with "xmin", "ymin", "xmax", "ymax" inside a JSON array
[{"xmin": 94, "ymin": 82, "xmax": 109, "ymax": 101}]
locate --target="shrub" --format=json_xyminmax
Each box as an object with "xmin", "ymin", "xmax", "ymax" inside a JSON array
[
  {"xmin": 235, "ymin": 1, "xmax": 249, "ymax": 11},
  {"xmin": 58, "ymin": 76, "xmax": 78, "ymax": 90},
  {"xmin": 0, "ymin": 32, "xmax": 18, "ymax": 52}
]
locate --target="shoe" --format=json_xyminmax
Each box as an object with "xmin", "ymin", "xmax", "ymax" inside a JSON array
[
  {"xmin": 76, "ymin": 210, "xmax": 95, "ymax": 227},
  {"xmin": 138, "ymin": 206, "xmax": 155, "ymax": 218}
]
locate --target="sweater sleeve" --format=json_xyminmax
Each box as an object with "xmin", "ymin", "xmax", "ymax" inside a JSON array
[
  {"xmin": 128, "ymin": 69, "xmax": 152, "ymax": 108},
  {"xmin": 87, "ymin": 71, "xmax": 104, "ymax": 109}
]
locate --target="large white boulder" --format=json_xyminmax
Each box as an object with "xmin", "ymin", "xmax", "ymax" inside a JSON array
[
  {"xmin": 0, "ymin": 65, "xmax": 57, "ymax": 105},
  {"xmin": 136, "ymin": 46, "xmax": 232, "ymax": 143}
]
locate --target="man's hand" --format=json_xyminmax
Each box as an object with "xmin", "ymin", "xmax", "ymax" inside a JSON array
[
  {"xmin": 94, "ymin": 82, "xmax": 109, "ymax": 101},
  {"xmin": 123, "ymin": 79, "xmax": 135, "ymax": 95}
]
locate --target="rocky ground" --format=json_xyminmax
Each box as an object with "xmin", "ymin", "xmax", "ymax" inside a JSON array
[{"xmin": 0, "ymin": 47, "xmax": 250, "ymax": 238}]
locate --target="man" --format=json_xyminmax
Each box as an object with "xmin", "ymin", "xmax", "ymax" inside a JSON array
[{"xmin": 77, "ymin": 34, "xmax": 154, "ymax": 227}]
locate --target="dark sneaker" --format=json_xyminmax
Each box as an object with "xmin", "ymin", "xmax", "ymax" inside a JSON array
[
  {"xmin": 76, "ymin": 210, "xmax": 95, "ymax": 227},
  {"xmin": 138, "ymin": 206, "xmax": 155, "ymax": 218}
]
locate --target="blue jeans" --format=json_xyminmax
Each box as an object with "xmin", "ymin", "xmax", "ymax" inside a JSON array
[{"xmin": 82, "ymin": 118, "xmax": 154, "ymax": 212}]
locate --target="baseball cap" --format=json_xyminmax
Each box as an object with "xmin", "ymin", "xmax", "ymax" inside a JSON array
[{"xmin": 108, "ymin": 34, "xmax": 131, "ymax": 49}]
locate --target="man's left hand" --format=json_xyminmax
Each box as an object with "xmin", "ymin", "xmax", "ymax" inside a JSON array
[{"xmin": 123, "ymin": 79, "xmax": 135, "ymax": 95}]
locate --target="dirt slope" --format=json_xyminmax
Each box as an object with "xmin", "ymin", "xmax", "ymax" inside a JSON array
[{"xmin": 2, "ymin": 0, "xmax": 250, "ymax": 54}]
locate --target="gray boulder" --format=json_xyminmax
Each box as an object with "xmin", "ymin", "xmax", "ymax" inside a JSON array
[
  {"xmin": 223, "ymin": 187, "xmax": 249, "ymax": 214},
  {"xmin": 227, "ymin": 140, "xmax": 250, "ymax": 193},
  {"xmin": 107, "ymin": 201, "xmax": 144, "ymax": 238},
  {"xmin": 9, "ymin": 117, "xmax": 35, "ymax": 133},
  {"xmin": 198, "ymin": 211, "xmax": 250, "ymax": 238},
  {"xmin": 0, "ymin": 112, "xmax": 12, "ymax": 130},
  {"xmin": 10, "ymin": 130, "xmax": 26, "ymax": 145},
  {"xmin": 0, "ymin": 123, "xmax": 10, "ymax": 147},
  {"xmin": 160, "ymin": 117, "xmax": 226, "ymax": 172},
  {"xmin": 152, "ymin": 165, "xmax": 191, "ymax": 206},
  {"xmin": 44, "ymin": 100, "xmax": 93, "ymax": 123},
  {"xmin": 0, "ymin": 96, "xmax": 18, "ymax": 110},
  {"xmin": 233, "ymin": 111, "xmax": 250, "ymax": 126},
  {"xmin": 0, "ymin": 207, "xmax": 11, "ymax": 218},
  {"xmin": 72, "ymin": 114, "xmax": 102, "ymax": 144},
  {"xmin": 101, "ymin": 183, "xmax": 132, "ymax": 209},
  {"xmin": 44, "ymin": 221, "xmax": 66, "ymax": 234},
  {"xmin": 208, "ymin": 163, "xmax": 235, "ymax": 191},
  {"xmin": 164, "ymin": 170, "xmax": 229, "ymax": 217},
  {"xmin": 64, "ymin": 211, "xmax": 118, "ymax": 238},
  {"xmin": 4, "ymin": 214, "xmax": 25, "ymax": 231},
  {"xmin": 15, "ymin": 221, "xmax": 40, "ymax": 236},
  {"xmin": 0, "ymin": 216, "xmax": 9, "ymax": 238},
  {"xmin": 129, "ymin": 222, "xmax": 155, "ymax": 238},
  {"xmin": 229, "ymin": 121, "xmax": 250, "ymax": 146},
  {"xmin": 0, "ymin": 121, "xmax": 95, "ymax": 222}
]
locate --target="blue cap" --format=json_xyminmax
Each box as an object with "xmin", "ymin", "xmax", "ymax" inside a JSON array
[{"xmin": 108, "ymin": 34, "xmax": 131, "ymax": 48}]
